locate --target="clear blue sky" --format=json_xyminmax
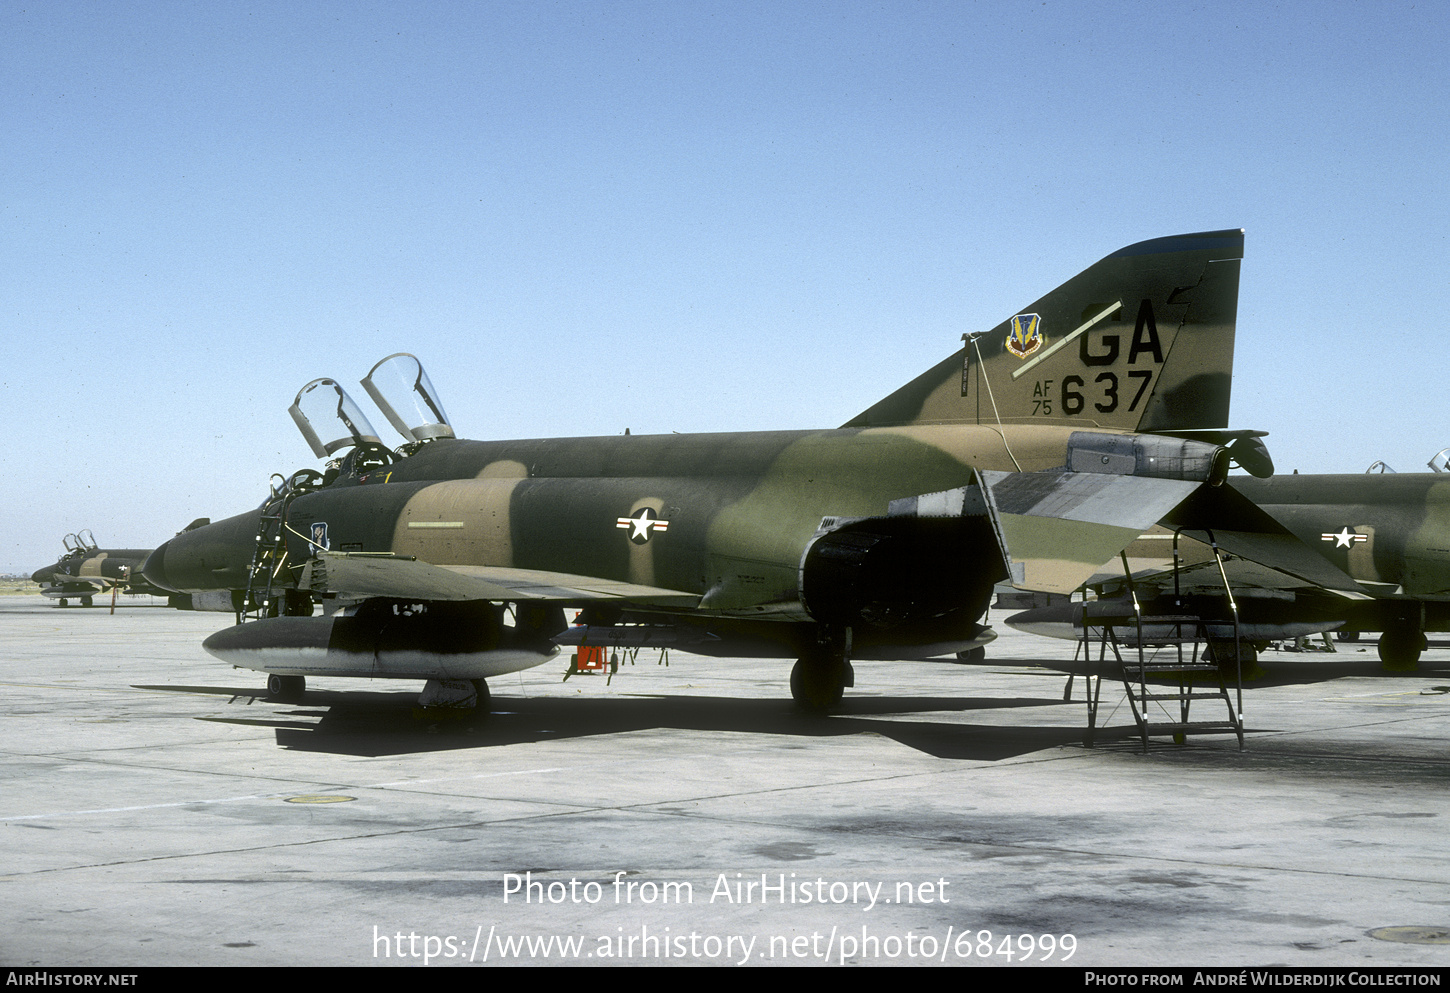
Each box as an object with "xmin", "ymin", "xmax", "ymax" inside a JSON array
[{"xmin": 3, "ymin": 1, "xmax": 1446, "ymax": 572}]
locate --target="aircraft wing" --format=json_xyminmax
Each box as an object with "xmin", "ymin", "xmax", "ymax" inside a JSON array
[
  {"xmin": 300, "ymin": 551, "xmax": 701, "ymax": 607},
  {"xmin": 1162, "ymin": 482, "xmax": 1372, "ymax": 597},
  {"xmin": 42, "ymin": 576, "xmax": 112, "ymax": 592}
]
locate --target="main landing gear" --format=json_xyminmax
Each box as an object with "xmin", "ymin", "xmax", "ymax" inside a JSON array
[
  {"xmin": 1378, "ymin": 621, "xmax": 1426, "ymax": 671},
  {"xmin": 790, "ymin": 637, "xmax": 854, "ymax": 713},
  {"xmin": 1205, "ymin": 639, "xmax": 1263, "ymax": 681}
]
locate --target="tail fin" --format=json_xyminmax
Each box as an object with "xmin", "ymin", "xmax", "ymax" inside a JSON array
[{"xmin": 844, "ymin": 230, "xmax": 1244, "ymax": 433}]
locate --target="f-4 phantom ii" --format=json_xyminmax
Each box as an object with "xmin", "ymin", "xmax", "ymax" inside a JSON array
[
  {"xmin": 31, "ymin": 532, "xmax": 165, "ymax": 607},
  {"xmin": 144, "ymin": 229, "xmax": 1272, "ymax": 711},
  {"xmin": 1009, "ymin": 468, "xmax": 1450, "ymax": 670}
]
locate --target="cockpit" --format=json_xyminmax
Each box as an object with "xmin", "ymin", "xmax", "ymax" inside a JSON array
[
  {"xmin": 61, "ymin": 530, "xmax": 98, "ymax": 559},
  {"xmin": 1364, "ymin": 448, "xmax": 1450, "ymax": 474},
  {"xmin": 272, "ymin": 353, "xmax": 456, "ymax": 502}
]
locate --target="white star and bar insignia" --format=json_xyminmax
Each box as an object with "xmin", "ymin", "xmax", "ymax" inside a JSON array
[
  {"xmin": 1321, "ymin": 527, "xmax": 1368, "ymax": 548},
  {"xmin": 617, "ymin": 507, "xmax": 669, "ymax": 544}
]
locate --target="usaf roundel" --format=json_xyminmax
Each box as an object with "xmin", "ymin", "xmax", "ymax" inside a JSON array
[
  {"xmin": 1007, "ymin": 313, "xmax": 1043, "ymax": 359},
  {"xmin": 616, "ymin": 507, "xmax": 669, "ymax": 544}
]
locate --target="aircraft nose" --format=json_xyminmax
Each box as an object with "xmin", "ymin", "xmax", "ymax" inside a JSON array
[
  {"xmin": 141, "ymin": 509, "xmax": 263, "ymax": 593},
  {"xmin": 141, "ymin": 542, "xmax": 176, "ymax": 592}
]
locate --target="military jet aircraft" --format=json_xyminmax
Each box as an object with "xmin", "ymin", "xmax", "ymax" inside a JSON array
[
  {"xmin": 31, "ymin": 532, "xmax": 165, "ymax": 607},
  {"xmin": 1008, "ymin": 470, "xmax": 1450, "ymax": 670},
  {"xmin": 143, "ymin": 230, "xmax": 1268, "ymax": 711}
]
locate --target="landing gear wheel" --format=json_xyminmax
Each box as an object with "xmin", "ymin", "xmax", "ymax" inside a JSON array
[
  {"xmin": 1378, "ymin": 627, "xmax": 1425, "ymax": 671},
  {"xmin": 956, "ymin": 647, "xmax": 986, "ymax": 663},
  {"xmin": 282, "ymin": 589, "xmax": 314, "ymax": 617},
  {"xmin": 81, "ymin": 596, "xmax": 93, "ymax": 608},
  {"xmin": 1206, "ymin": 640, "xmax": 1262, "ymax": 681},
  {"xmin": 58, "ymin": 598, "xmax": 68, "ymax": 608},
  {"xmin": 267, "ymin": 674, "xmax": 306, "ymax": 702},
  {"xmin": 790, "ymin": 653, "xmax": 851, "ymax": 713},
  {"xmin": 414, "ymin": 678, "xmax": 488, "ymax": 722}
]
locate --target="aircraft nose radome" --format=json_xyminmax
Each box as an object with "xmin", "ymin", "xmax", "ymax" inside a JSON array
[
  {"xmin": 141, "ymin": 542, "xmax": 175, "ymax": 592},
  {"xmin": 140, "ymin": 509, "xmax": 264, "ymax": 593}
]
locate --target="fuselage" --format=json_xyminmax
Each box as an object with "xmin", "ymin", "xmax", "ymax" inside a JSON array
[
  {"xmin": 145, "ymin": 423, "xmax": 1084, "ymax": 612},
  {"xmin": 1233, "ymin": 473, "xmax": 1450, "ymax": 598},
  {"xmin": 32, "ymin": 549, "xmax": 157, "ymax": 597},
  {"xmin": 1018, "ymin": 472, "xmax": 1450, "ymax": 643}
]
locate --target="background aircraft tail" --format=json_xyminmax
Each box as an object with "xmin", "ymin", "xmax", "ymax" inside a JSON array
[{"xmin": 844, "ymin": 230, "xmax": 1244, "ymax": 433}]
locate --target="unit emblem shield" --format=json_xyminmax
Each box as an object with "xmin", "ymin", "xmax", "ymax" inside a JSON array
[{"xmin": 1007, "ymin": 313, "xmax": 1043, "ymax": 359}]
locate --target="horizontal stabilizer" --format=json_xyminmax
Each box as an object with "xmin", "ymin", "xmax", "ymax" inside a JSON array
[{"xmin": 980, "ymin": 469, "xmax": 1202, "ymax": 594}]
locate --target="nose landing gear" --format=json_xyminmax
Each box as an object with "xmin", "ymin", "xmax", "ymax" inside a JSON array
[{"xmin": 266, "ymin": 674, "xmax": 306, "ymax": 702}]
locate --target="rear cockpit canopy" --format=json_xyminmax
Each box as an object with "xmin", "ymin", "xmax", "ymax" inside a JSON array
[
  {"xmin": 360, "ymin": 352, "xmax": 455, "ymax": 444},
  {"xmin": 62, "ymin": 530, "xmax": 98, "ymax": 557}
]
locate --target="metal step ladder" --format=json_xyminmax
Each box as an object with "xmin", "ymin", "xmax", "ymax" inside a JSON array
[
  {"xmin": 1076, "ymin": 535, "xmax": 1245, "ymax": 750},
  {"xmin": 237, "ymin": 470, "xmax": 320, "ymax": 623}
]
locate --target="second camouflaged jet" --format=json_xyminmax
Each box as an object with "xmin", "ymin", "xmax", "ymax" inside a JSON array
[
  {"xmin": 144, "ymin": 230, "xmax": 1265, "ymax": 711},
  {"xmin": 31, "ymin": 531, "xmax": 165, "ymax": 607},
  {"xmin": 1008, "ymin": 469, "xmax": 1450, "ymax": 670}
]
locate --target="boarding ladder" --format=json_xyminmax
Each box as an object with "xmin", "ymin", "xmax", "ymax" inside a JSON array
[
  {"xmin": 237, "ymin": 470, "xmax": 320, "ymax": 624},
  {"xmin": 1076, "ymin": 532, "xmax": 1244, "ymax": 750}
]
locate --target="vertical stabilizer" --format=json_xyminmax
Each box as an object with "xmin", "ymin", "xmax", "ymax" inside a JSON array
[{"xmin": 844, "ymin": 230, "xmax": 1244, "ymax": 433}]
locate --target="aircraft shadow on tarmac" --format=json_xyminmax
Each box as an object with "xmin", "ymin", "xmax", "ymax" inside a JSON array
[
  {"xmin": 1247, "ymin": 657, "xmax": 1450, "ymax": 687},
  {"xmin": 134, "ymin": 656, "xmax": 1450, "ymax": 761},
  {"xmin": 1006, "ymin": 654, "xmax": 1450, "ymax": 689},
  {"xmin": 137, "ymin": 683, "xmax": 1118, "ymax": 760}
]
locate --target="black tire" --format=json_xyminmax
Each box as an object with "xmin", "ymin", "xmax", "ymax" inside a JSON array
[
  {"xmin": 471, "ymin": 679, "xmax": 491, "ymax": 713},
  {"xmin": 1205, "ymin": 640, "xmax": 1262, "ymax": 680},
  {"xmin": 283, "ymin": 590, "xmax": 314, "ymax": 617},
  {"xmin": 1378, "ymin": 628, "xmax": 1425, "ymax": 671},
  {"xmin": 790, "ymin": 653, "xmax": 847, "ymax": 713},
  {"xmin": 267, "ymin": 674, "xmax": 306, "ymax": 702}
]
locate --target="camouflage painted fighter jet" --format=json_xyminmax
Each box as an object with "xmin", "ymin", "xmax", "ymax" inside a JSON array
[
  {"xmin": 31, "ymin": 531, "xmax": 164, "ymax": 607},
  {"xmin": 1008, "ymin": 471, "xmax": 1450, "ymax": 670},
  {"xmin": 143, "ymin": 230, "xmax": 1263, "ymax": 710}
]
